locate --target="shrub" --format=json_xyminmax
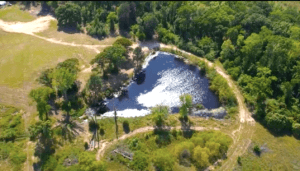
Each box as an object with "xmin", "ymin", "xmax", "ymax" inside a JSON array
[
  {"xmin": 253, "ymin": 145, "xmax": 261, "ymax": 154},
  {"xmin": 136, "ymin": 32, "xmax": 146, "ymax": 41},
  {"xmin": 130, "ymin": 151, "xmax": 149, "ymax": 171},
  {"xmin": 174, "ymin": 141, "xmax": 195, "ymax": 160},
  {"xmin": 84, "ymin": 142, "xmax": 89, "ymax": 150},
  {"xmin": 292, "ymin": 123, "xmax": 300, "ymax": 137},
  {"xmin": 196, "ymin": 104, "xmax": 204, "ymax": 110},
  {"xmin": 192, "ymin": 146, "xmax": 210, "ymax": 168},
  {"xmin": 9, "ymin": 150, "xmax": 27, "ymax": 165},
  {"xmin": 265, "ymin": 113, "xmax": 293, "ymax": 132},
  {"xmin": 237, "ymin": 156, "xmax": 242, "ymax": 165},
  {"xmin": 152, "ymin": 149, "xmax": 175, "ymax": 171},
  {"xmin": 113, "ymin": 38, "xmax": 133, "ymax": 48}
]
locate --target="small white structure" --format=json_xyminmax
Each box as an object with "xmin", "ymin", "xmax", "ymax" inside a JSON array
[{"xmin": 0, "ymin": 1, "xmax": 6, "ymax": 6}]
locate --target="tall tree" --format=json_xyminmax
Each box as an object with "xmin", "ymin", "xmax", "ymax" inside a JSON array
[
  {"xmin": 29, "ymin": 87, "xmax": 54, "ymax": 120},
  {"xmin": 51, "ymin": 67, "xmax": 77, "ymax": 99},
  {"xmin": 86, "ymin": 74, "xmax": 103, "ymax": 105},
  {"xmin": 118, "ymin": 2, "xmax": 131, "ymax": 31},
  {"xmin": 133, "ymin": 47, "xmax": 144, "ymax": 68},
  {"xmin": 55, "ymin": 2, "xmax": 81, "ymax": 28}
]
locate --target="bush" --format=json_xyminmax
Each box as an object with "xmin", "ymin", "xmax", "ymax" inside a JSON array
[
  {"xmin": 265, "ymin": 113, "xmax": 293, "ymax": 132},
  {"xmin": 292, "ymin": 123, "xmax": 300, "ymax": 137},
  {"xmin": 9, "ymin": 150, "xmax": 27, "ymax": 165},
  {"xmin": 237, "ymin": 156, "xmax": 242, "ymax": 165},
  {"xmin": 174, "ymin": 141, "xmax": 195, "ymax": 160},
  {"xmin": 152, "ymin": 149, "xmax": 175, "ymax": 171},
  {"xmin": 84, "ymin": 142, "xmax": 89, "ymax": 150},
  {"xmin": 130, "ymin": 151, "xmax": 149, "ymax": 171},
  {"xmin": 196, "ymin": 104, "xmax": 204, "ymax": 109},
  {"xmin": 113, "ymin": 38, "xmax": 133, "ymax": 48},
  {"xmin": 253, "ymin": 145, "xmax": 261, "ymax": 154},
  {"xmin": 136, "ymin": 32, "xmax": 146, "ymax": 41},
  {"xmin": 192, "ymin": 146, "xmax": 210, "ymax": 168}
]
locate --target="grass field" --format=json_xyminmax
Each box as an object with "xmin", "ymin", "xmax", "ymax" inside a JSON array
[
  {"xmin": 35, "ymin": 20, "xmax": 121, "ymax": 45},
  {"xmin": 0, "ymin": 5, "xmax": 36, "ymax": 22},
  {"xmin": 234, "ymin": 123, "xmax": 300, "ymax": 171},
  {"xmin": 0, "ymin": 29, "xmax": 96, "ymax": 88}
]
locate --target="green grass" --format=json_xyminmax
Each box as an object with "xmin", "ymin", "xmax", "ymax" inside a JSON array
[
  {"xmin": 234, "ymin": 123, "xmax": 300, "ymax": 171},
  {"xmin": 0, "ymin": 29, "xmax": 96, "ymax": 88},
  {"xmin": 104, "ymin": 130, "xmax": 232, "ymax": 171},
  {"xmin": 0, "ymin": 5, "xmax": 36, "ymax": 22},
  {"xmin": 35, "ymin": 20, "xmax": 121, "ymax": 46},
  {"xmin": 0, "ymin": 104, "xmax": 28, "ymax": 171}
]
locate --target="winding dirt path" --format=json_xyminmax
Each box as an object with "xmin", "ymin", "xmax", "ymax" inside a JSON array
[
  {"xmin": 95, "ymin": 126, "xmax": 219, "ymax": 161},
  {"xmin": 0, "ymin": 16, "xmax": 110, "ymax": 53}
]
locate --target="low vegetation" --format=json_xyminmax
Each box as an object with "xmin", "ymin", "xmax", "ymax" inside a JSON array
[
  {"xmin": 106, "ymin": 130, "xmax": 232, "ymax": 170},
  {"xmin": 0, "ymin": 105, "xmax": 27, "ymax": 171}
]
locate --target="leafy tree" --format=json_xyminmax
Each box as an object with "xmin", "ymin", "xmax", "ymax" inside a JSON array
[
  {"xmin": 118, "ymin": 2, "xmax": 131, "ymax": 31},
  {"xmin": 87, "ymin": 17, "xmax": 107, "ymax": 38},
  {"xmin": 289, "ymin": 26, "xmax": 300, "ymax": 40},
  {"xmin": 38, "ymin": 68, "xmax": 54, "ymax": 87},
  {"xmin": 113, "ymin": 37, "xmax": 133, "ymax": 48},
  {"xmin": 265, "ymin": 113, "xmax": 293, "ymax": 132},
  {"xmin": 133, "ymin": 47, "xmax": 145, "ymax": 68},
  {"xmin": 29, "ymin": 87, "xmax": 54, "ymax": 120},
  {"xmin": 142, "ymin": 13, "xmax": 159, "ymax": 40},
  {"xmin": 151, "ymin": 105, "xmax": 169, "ymax": 128},
  {"xmin": 92, "ymin": 45, "xmax": 127, "ymax": 73},
  {"xmin": 107, "ymin": 12, "xmax": 117, "ymax": 33},
  {"xmin": 179, "ymin": 94, "xmax": 193, "ymax": 119},
  {"xmin": 192, "ymin": 146, "xmax": 210, "ymax": 168},
  {"xmin": 292, "ymin": 123, "xmax": 300, "ymax": 137},
  {"xmin": 86, "ymin": 74, "xmax": 103, "ymax": 105},
  {"xmin": 51, "ymin": 67, "xmax": 77, "ymax": 99},
  {"xmin": 220, "ymin": 39, "xmax": 235, "ymax": 62},
  {"xmin": 55, "ymin": 2, "xmax": 81, "ymax": 28}
]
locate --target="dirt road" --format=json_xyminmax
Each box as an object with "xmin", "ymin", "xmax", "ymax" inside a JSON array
[
  {"xmin": 95, "ymin": 126, "xmax": 219, "ymax": 161},
  {"xmin": 0, "ymin": 16, "xmax": 110, "ymax": 53}
]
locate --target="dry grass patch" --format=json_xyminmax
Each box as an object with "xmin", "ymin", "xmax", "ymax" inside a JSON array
[{"xmin": 0, "ymin": 5, "xmax": 36, "ymax": 22}]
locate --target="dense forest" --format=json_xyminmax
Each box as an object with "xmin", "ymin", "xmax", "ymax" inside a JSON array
[{"xmin": 45, "ymin": 1, "xmax": 300, "ymax": 137}]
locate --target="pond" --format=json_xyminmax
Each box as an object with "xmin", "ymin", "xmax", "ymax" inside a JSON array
[{"xmin": 94, "ymin": 51, "xmax": 221, "ymax": 118}]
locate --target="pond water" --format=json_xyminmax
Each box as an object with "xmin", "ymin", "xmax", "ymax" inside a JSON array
[{"xmin": 95, "ymin": 52, "xmax": 220, "ymax": 118}]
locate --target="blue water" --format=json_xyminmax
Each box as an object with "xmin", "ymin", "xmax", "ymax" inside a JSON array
[{"xmin": 97, "ymin": 52, "xmax": 220, "ymax": 117}]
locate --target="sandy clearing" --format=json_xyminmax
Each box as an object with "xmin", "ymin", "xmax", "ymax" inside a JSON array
[{"xmin": 0, "ymin": 16, "xmax": 110, "ymax": 53}]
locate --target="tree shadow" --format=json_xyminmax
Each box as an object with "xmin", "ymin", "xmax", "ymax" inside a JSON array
[
  {"xmin": 37, "ymin": 2, "xmax": 54, "ymax": 16},
  {"xmin": 20, "ymin": 1, "xmax": 31, "ymax": 10},
  {"xmin": 253, "ymin": 115, "xmax": 299, "ymax": 140},
  {"xmin": 55, "ymin": 117, "xmax": 84, "ymax": 143},
  {"xmin": 122, "ymin": 121, "xmax": 130, "ymax": 134},
  {"xmin": 153, "ymin": 127, "xmax": 172, "ymax": 147},
  {"xmin": 57, "ymin": 26, "xmax": 80, "ymax": 34},
  {"xmin": 119, "ymin": 30, "xmax": 131, "ymax": 38}
]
